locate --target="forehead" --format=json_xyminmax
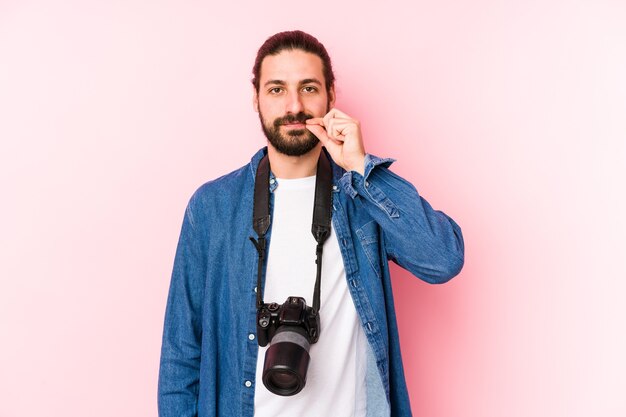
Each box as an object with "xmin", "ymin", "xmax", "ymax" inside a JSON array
[{"xmin": 259, "ymin": 49, "xmax": 325, "ymax": 84}]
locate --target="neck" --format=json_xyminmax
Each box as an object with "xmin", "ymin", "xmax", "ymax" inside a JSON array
[{"xmin": 267, "ymin": 143, "xmax": 322, "ymax": 179}]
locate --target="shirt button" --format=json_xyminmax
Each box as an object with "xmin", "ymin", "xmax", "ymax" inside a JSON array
[
  {"xmin": 332, "ymin": 185, "xmax": 338, "ymax": 191},
  {"xmin": 365, "ymin": 181, "xmax": 370, "ymax": 187},
  {"xmin": 269, "ymin": 178, "xmax": 276, "ymax": 185},
  {"xmin": 254, "ymin": 286, "xmax": 257, "ymax": 293},
  {"xmin": 248, "ymin": 333, "xmax": 255, "ymax": 341},
  {"xmin": 245, "ymin": 380, "xmax": 252, "ymax": 388}
]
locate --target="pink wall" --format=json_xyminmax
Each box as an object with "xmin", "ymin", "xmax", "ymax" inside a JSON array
[{"xmin": 1, "ymin": 1, "xmax": 625, "ymax": 416}]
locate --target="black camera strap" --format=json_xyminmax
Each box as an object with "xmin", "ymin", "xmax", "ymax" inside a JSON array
[{"xmin": 250, "ymin": 150, "xmax": 333, "ymax": 314}]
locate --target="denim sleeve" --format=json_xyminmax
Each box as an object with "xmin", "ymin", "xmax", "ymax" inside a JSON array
[
  {"xmin": 158, "ymin": 195, "xmax": 206, "ymax": 417},
  {"xmin": 339, "ymin": 154, "xmax": 465, "ymax": 284}
]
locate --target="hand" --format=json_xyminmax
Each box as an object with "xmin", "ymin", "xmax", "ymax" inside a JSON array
[{"xmin": 306, "ymin": 108, "xmax": 366, "ymax": 176}]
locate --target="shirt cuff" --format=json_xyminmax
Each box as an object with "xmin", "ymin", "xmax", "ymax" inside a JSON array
[{"xmin": 338, "ymin": 154, "xmax": 396, "ymax": 199}]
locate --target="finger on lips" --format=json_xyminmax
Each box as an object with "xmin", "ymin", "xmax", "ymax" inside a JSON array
[
  {"xmin": 306, "ymin": 109, "xmax": 358, "ymax": 143},
  {"xmin": 305, "ymin": 124, "xmax": 328, "ymax": 141},
  {"xmin": 305, "ymin": 117, "xmax": 324, "ymax": 126}
]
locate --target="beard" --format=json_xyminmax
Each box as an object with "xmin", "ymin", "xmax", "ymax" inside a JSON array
[{"xmin": 259, "ymin": 110, "xmax": 320, "ymax": 157}]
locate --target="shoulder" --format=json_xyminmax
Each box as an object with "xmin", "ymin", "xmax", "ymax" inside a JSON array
[{"xmin": 188, "ymin": 162, "xmax": 252, "ymax": 209}]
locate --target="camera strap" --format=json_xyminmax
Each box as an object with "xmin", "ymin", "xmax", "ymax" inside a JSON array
[{"xmin": 250, "ymin": 150, "xmax": 333, "ymax": 314}]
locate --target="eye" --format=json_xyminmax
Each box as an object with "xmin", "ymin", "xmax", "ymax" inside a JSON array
[
  {"xmin": 268, "ymin": 87, "xmax": 284, "ymax": 95},
  {"xmin": 302, "ymin": 86, "xmax": 318, "ymax": 93}
]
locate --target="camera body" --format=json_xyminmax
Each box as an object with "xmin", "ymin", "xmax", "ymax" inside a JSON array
[
  {"xmin": 256, "ymin": 296, "xmax": 320, "ymax": 396},
  {"xmin": 257, "ymin": 296, "xmax": 320, "ymax": 347}
]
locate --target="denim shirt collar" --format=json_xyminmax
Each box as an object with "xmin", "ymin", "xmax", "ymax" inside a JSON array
[{"xmin": 248, "ymin": 146, "xmax": 347, "ymax": 192}]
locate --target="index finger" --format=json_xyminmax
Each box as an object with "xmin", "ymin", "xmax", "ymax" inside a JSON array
[
  {"xmin": 326, "ymin": 108, "xmax": 350, "ymax": 118},
  {"xmin": 323, "ymin": 108, "xmax": 352, "ymax": 130},
  {"xmin": 305, "ymin": 117, "xmax": 325, "ymax": 126}
]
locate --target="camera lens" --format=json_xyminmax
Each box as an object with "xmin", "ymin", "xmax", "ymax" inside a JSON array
[
  {"xmin": 262, "ymin": 326, "xmax": 311, "ymax": 396},
  {"xmin": 267, "ymin": 369, "xmax": 297, "ymax": 390}
]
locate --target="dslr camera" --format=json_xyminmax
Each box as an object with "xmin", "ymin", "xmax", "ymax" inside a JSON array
[{"xmin": 257, "ymin": 296, "xmax": 320, "ymax": 396}]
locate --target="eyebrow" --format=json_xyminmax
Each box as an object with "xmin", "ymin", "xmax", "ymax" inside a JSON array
[
  {"xmin": 263, "ymin": 78, "xmax": 323, "ymax": 87},
  {"xmin": 300, "ymin": 78, "xmax": 322, "ymax": 86},
  {"xmin": 264, "ymin": 79, "xmax": 286, "ymax": 87}
]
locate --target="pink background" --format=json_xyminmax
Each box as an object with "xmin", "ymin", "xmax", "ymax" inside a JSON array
[{"xmin": 1, "ymin": 1, "xmax": 625, "ymax": 416}]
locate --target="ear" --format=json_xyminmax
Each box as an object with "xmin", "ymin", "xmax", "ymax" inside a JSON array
[
  {"xmin": 252, "ymin": 86, "xmax": 259, "ymax": 113},
  {"xmin": 328, "ymin": 84, "xmax": 336, "ymax": 108}
]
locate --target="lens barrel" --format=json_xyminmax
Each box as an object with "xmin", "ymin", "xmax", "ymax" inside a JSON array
[{"xmin": 262, "ymin": 326, "xmax": 311, "ymax": 396}]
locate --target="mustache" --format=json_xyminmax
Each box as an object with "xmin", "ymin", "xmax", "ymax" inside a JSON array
[{"xmin": 273, "ymin": 112, "xmax": 314, "ymax": 128}]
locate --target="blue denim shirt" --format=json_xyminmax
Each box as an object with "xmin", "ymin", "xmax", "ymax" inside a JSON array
[{"xmin": 158, "ymin": 147, "xmax": 464, "ymax": 417}]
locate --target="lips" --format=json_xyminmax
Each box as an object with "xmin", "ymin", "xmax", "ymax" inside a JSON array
[{"xmin": 273, "ymin": 112, "xmax": 312, "ymax": 129}]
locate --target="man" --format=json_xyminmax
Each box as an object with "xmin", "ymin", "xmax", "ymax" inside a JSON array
[{"xmin": 158, "ymin": 30, "xmax": 464, "ymax": 417}]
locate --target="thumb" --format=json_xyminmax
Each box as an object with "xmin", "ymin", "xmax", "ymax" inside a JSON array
[
  {"xmin": 306, "ymin": 124, "xmax": 330, "ymax": 145},
  {"xmin": 306, "ymin": 124, "xmax": 342, "ymax": 158}
]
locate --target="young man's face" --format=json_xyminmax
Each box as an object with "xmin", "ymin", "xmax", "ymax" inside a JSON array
[{"xmin": 254, "ymin": 49, "xmax": 335, "ymax": 156}]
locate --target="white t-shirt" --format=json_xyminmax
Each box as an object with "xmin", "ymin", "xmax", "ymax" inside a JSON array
[{"xmin": 253, "ymin": 175, "xmax": 367, "ymax": 417}]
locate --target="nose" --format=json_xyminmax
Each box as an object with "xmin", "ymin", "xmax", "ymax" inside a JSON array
[{"xmin": 286, "ymin": 90, "xmax": 304, "ymax": 114}]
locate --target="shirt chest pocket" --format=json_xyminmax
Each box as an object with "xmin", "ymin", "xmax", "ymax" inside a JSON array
[{"xmin": 356, "ymin": 220, "xmax": 383, "ymax": 280}]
